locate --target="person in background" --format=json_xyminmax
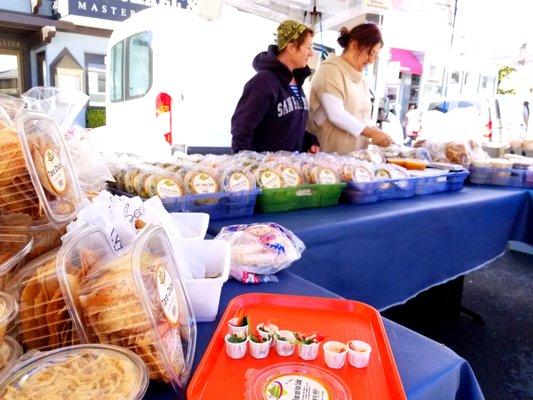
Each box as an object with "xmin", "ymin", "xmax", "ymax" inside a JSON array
[
  {"xmin": 231, "ymin": 20, "xmax": 320, "ymax": 153},
  {"xmin": 404, "ymin": 103, "xmax": 421, "ymax": 145},
  {"xmin": 308, "ymin": 23, "xmax": 392, "ymax": 154}
]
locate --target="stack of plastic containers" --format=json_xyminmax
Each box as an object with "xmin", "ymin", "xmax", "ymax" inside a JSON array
[{"xmin": 7, "ymin": 224, "xmax": 197, "ymax": 396}]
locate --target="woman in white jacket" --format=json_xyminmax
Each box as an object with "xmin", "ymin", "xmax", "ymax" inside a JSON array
[{"xmin": 308, "ymin": 24, "xmax": 392, "ymax": 154}]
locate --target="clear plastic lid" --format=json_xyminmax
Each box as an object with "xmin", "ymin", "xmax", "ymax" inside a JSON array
[
  {"xmin": 6, "ymin": 249, "xmax": 82, "ymax": 352},
  {"xmin": 0, "ymin": 292, "xmax": 18, "ymax": 340},
  {"xmin": 15, "ymin": 112, "xmax": 83, "ymax": 227},
  {"xmin": 245, "ymin": 363, "xmax": 351, "ymax": 400},
  {"xmin": 0, "ymin": 234, "xmax": 33, "ymax": 276},
  {"xmin": 0, "ymin": 219, "xmax": 64, "ymax": 263},
  {"xmin": 58, "ymin": 225, "xmax": 197, "ymax": 393},
  {"xmin": 0, "ymin": 344, "xmax": 149, "ymax": 399},
  {"xmin": 0, "ymin": 337, "xmax": 22, "ymax": 375}
]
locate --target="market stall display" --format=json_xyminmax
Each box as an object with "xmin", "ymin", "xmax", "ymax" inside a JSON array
[
  {"xmin": 0, "ymin": 344, "xmax": 149, "ymax": 400},
  {"xmin": 188, "ymin": 293, "xmax": 406, "ymax": 400}
]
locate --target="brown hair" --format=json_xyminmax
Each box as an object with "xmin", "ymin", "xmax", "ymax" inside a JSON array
[
  {"xmin": 287, "ymin": 28, "xmax": 314, "ymax": 51},
  {"xmin": 337, "ymin": 23, "xmax": 383, "ymax": 53}
]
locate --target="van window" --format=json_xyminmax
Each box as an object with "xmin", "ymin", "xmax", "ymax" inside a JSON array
[
  {"xmin": 110, "ymin": 41, "xmax": 123, "ymax": 102},
  {"xmin": 127, "ymin": 31, "xmax": 152, "ymax": 99}
]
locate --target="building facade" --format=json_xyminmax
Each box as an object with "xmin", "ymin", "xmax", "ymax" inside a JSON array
[{"xmin": 0, "ymin": 0, "xmax": 191, "ymax": 125}]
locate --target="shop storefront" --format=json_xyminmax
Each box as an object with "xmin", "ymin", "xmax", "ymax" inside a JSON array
[{"xmin": 0, "ymin": 0, "xmax": 193, "ymax": 125}]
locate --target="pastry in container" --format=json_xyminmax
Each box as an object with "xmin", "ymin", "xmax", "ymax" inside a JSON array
[
  {"xmin": 58, "ymin": 225, "xmax": 197, "ymax": 392},
  {"xmin": 0, "ymin": 292, "xmax": 17, "ymax": 343},
  {"xmin": 135, "ymin": 169, "xmax": 184, "ymax": 199},
  {"xmin": 221, "ymin": 166, "xmax": 256, "ymax": 192},
  {"xmin": 184, "ymin": 167, "xmax": 221, "ymax": 205},
  {"xmin": 0, "ymin": 336, "xmax": 22, "ymax": 375},
  {"xmin": 253, "ymin": 164, "xmax": 284, "ymax": 189},
  {"xmin": 0, "ymin": 233, "xmax": 33, "ymax": 289},
  {"xmin": 6, "ymin": 249, "xmax": 82, "ymax": 352},
  {"xmin": 0, "ymin": 113, "xmax": 83, "ymax": 228},
  {"xmin": 0, "ymin": 344, "xmax": 149, "ymax": 400}
]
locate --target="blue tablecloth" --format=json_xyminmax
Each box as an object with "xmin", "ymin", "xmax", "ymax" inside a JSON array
[
  {"xmin": 145, "ymin": 271, "xmax": 484, "ymax": 400},
  {"xmin": 208, "ymin": 186, "xmax": 532, "ymax": 310}
]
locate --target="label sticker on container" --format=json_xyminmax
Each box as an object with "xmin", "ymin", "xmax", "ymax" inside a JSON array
[
  {"xmin": 156, "ymin": 178, "xmax": 182, "ymax": 198},
  {"xmin": 260, "ymin": 170, "xmax": 282, "ymax": 189},
  {"xmin": 228, "ymin": 172, "xmax": 251, "ymax": 192},
  {"xmin": 44, "ymin": 149, "xmax": 66, "ymax": 194},
  {"xmin": 354, "ymin": 166, "xmax": 372, "ymax": 182},
  {"xmin": 375, "ymin": 169, "xmax": 391, "ymax": 179},
  {"xmin": 318, "ymin": 168, "xmax": 336, "ymax": 184},
  {"xmin": 296, "ymin": 189, "xmax": 312, "ymax": 197},
  {"xmin": 156, "ymin": 266, "xmax": 179, "ymax": 325},
  {"xmin": 263, "ymin": 374, "xmax": 332, "ymax": 400},
  {"xmin": 282, "ymin": 167, "xmax": 300, "ymax": 187},
  {"xmin": 192, "ymin": 173, "xmax": 217, "ymax": 194}
]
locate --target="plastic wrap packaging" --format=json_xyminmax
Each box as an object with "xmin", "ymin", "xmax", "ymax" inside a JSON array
[
  {"xmin": 63, "ymin": 126, "xmax": 114, "ymax": 198},
  {"xmin": 21, "ymin": 87, "xmax": 88, "ymax": 131},
  {"xmin": 215, "ymin": 223, "xmax": 305, "ymax": 283}
]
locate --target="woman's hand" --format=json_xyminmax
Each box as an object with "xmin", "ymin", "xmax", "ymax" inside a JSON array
[
  {"xmin": 362, "ymin": 126, "xmax": 393, "ymax": 147},
  {"xmin": 308, "ymin": 145, "xmax": 320, "ymax": 154}
]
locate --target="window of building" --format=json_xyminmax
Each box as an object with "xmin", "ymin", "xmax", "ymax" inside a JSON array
[
  {"xmin": 50, "ymin": 48, "xmax": 83, "ymax": 92},
  {"xmin": 0, "ymin": 53, "xmax": 21, "ymax": 96},
  {"xmin": 85, "ymin": 53, "xmax": 106, "ymax": 107}
]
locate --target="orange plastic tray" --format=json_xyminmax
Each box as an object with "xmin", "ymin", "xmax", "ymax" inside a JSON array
[{"xmin": 188, "ymin": 293, "xmax": 406, "ymax": 400}]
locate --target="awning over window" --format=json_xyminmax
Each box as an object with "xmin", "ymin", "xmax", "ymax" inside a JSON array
[{"xmin": 390, "ymin": 48, "xmax": 423, "ymax": 75}]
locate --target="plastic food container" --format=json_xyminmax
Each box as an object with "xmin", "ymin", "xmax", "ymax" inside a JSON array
[
  {"xmin": 0, "ymin": 234, "xmax": 33, "ymax": 289},
  {"xmin": 0, "ymin": 344, "xmax": 149, "ymax": 399},
  {"xmin": 183, "ymin": 239, "xmax": 231, "ymax": 322},
  {"xmin": 0, "ymin": 219, "xmax": 65, "ymax": 262},
  {"xmin": 257, "ymin": 183, "xmax": 345, "ymax": 213},
  {"xmin": 57, "ymin": 225, "xmax": 197, "ymax": 394},
  {"xmin": 244, "ymin": 363, "xmax": 351, "ymax": 400},
  {"xmin": 7, "ymin": 249, "xmax": 82, "ymax": 352},
  {"xmin": 0, "ymin": 337, "xmax": 22, "ymax": 375},
  {"xmin": 0, "ymin": 114, "xmax": 83, "ymax": 228},
  {"xmin": 0, "ymin": 292, "xmax": 17, "ymax": 343}
]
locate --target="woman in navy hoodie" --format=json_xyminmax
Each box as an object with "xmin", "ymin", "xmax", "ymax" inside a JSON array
[{"xmin": 231, "ymin": 20, "xmax": 319, "ymax": 153}]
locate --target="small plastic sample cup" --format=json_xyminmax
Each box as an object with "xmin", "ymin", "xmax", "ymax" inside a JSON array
[
  {"xmin": 249, "ymin": 337, "xmax": 272, "ymax": 359},
  {"xmin": 257, "ymin": 323, "xmax": 278, "ymax": 348},
  {"xmin": 347, "ymin": 340, "xmax": 372, "ymax": 368},
  {"xmin": 297, "ymin": 342, "xmax": 320, "ymax": 361},
  {"xmin": 323, "ymin": 341, "xmax": 348, "ymax": 369},
  {"xmin": 228, "ymin": 317, "xmax": 248, "ymax": 335},
  {"xmin": 274, "ymin": 330, "xmax": 296, "ymax": 357},
  {"xmin": 225, "ymin": 334, "xmax": 248, "ymax": 359}
]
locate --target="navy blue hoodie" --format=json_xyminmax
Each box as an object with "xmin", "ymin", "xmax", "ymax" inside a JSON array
[{"xmin": 231, "ymin": 45, "xmax": 318, "ymax": 153}]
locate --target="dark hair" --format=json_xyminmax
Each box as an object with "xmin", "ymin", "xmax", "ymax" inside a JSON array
[{"xmin": 337, "ymin": 23, "xmax": 383, "ymax": 53}]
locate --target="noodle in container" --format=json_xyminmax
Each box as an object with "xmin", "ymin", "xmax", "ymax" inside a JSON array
[{"xmin": 0, "ymin": 344, "xmax": 149, "ymax": 400}]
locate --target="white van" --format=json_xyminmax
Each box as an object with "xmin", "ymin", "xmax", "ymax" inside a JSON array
[{"xmin": 105, "ymin": 6, "xmax": 276, "ymax": 155}]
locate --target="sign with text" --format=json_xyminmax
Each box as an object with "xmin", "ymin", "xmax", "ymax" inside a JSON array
[{"xmin": 59, "ymin": 0, "xmax": 190, "ymax": 21}]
